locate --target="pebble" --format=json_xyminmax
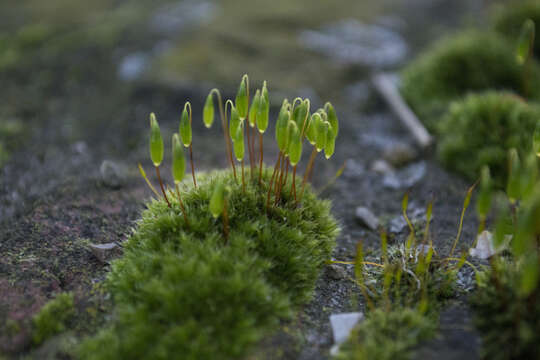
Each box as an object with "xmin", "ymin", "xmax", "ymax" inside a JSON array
[
  {"xmin": 100, "ymin": 160, "xmax": 126, "ymax": 189},
  {"xmin": 382, "ymin": 142, "xmax": 418, "ymax": 167},
  {"xmin": 329, "ymin": 312, "xmax": 364, "ymax": 355},
  {"xmin": 327, "ymin": 264, "xmax": 348, "ymax": 281},
  {"xmin": 355, "ymin": 207, "xmax": 379, "ymax": 230},
  {"xmin": 89, "ymin": 242, "xmax": 119, "ymax": 263},
  {"xmin": 469, "ymin": 230, "xmax": 497, "ymax": 259},
  {"xmin": 383, "ymin": 161, "xmax": 426, "ymax": 189},
  {"xmin": 371, "ymin": 159, "xmax": 394, "ymax": 174}
]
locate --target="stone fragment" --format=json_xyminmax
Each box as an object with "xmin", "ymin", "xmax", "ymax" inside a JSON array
[
  {"xmin": 89, "ymin": 242, "xmax": 118, "ymax": 263},
  {"xmin": 355, "ymin": 207, "xmax": 379, "ymax": 230},
  {"xmin": 329, "ymin": 312, "xmax": 364, "ymax": 355},
  {"xmin": 100, "ymin": 160, "xmax": 126, "ymax": 189}
]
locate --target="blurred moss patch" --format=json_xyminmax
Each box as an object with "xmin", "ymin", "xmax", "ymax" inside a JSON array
[
  {"xmin": 493, "ymin": 0, "xmax": 540, "ymax": 60},
  {"xmin": 32, "ymin": 292, "xmax": 75, "ymax": 346},
  {"xmin": 400, "ymin": 31, "xmax": 540, "ymax": 130},
  {"xmin": 437, "ymin": 91, "xmax": 540, "ymax": 186}
]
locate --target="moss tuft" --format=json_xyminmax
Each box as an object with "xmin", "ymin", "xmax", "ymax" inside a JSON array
[
  {"xmin": 32, "ymin": 292, "xmax": 75, "ymax": 345},
  {"xmin": 400, "ymin": 31, "xmax": 540, "ymax": 130},
  {"xmin": 335, "ymin": 308, "xmax": 436, "ymax": 360},
  {"xmin": 471, "ymin": 260, "xmax": 540, "ymax": 360},
  {"xmin": 436, "ymin": 91, "xmax": 540, "ymax": 186},
  {"xmin": 79, "ymin": 168, "xmax": 338, "ymax": 359},
  {"xmin": 493, "ymin": 0, "xmax": 540, "ymax": 60}
]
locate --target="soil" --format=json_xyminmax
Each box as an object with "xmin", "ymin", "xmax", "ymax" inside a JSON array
[{"xmin": 1, "ymin": 0, "xmax": 488, "ymax": 358}]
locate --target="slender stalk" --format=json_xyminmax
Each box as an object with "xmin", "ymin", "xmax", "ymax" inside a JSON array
[
  {"xmin": 213, "ymin": 89, "xmax": 236, "ymax": 179},
  {"xmin": 266, "ymin": 152, "xmax": 282, "ymax": 209},
  {"xmin": 258, "ymin": 132, "xmax": 264, "ymax": 185},
  {"xmin": 175, "ymin": 183, "xmax": 189, "ymax": 226},
  {"xmin": 155, "ymin": 166, "xmax": 171, "ymax": 207},
  {"xmin": 290, "ymin": 165, "xmax": 297, "ymax": 203},
  {"xmin": 450, "ymin": 183, "xmax": 476, "ymax": 257},
  {"xmin": 189, "ymin": 144, "xmax": 197, "ymax": 188},
  {"xmin": 246, "ymin": 116, "xmax": 253, "ymax": 178},
  {"xmin": 274, "ymin": 154, "xmax": 287, "ymax": 206},
  {"xmin": 138, "ymin": 163, "xmax": 160, "ymax": 198},
  {"xmin": 283, "ymin": 158, "xmax": 290, "ymax": 188},
  {"xmin": 241, "ymin": 158, "xmax": 245, "ymax": 193},
  {"xmin": 299, "ymin": 148, "xmax": 317, "ymax": 201}
]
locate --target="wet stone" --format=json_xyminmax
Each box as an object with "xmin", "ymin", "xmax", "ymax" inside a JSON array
[
  {"xmin": 371, "ymin": 159, "xmax": 394, "ymax": 174},
  {"xmin": 355, "ymin": 206, "xmax": 379, "ymax": 230},
  {"xmin": 383, "ymin": 161, "xmax": 426, "ymax": 189},
  {"xmin": 327, "ymin": 264, "xmax": 348, "ymax": 281},
  {"xmin": 100, "ymin": 160, "xmax": 127, "ymax": 189},
  {"xmin": 382, "ymin": 142, "xmax": 418, "ymax": 167}
]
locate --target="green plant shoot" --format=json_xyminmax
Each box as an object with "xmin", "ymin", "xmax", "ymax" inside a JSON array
[
  {"xmin": 276, "ymin": 100, "xmax": 290, "ymax": 152},
  {"xmin": 533, "ymin": 121, "xmax": 540, "ymax": 156},
  {"xmin": 203, "ymin": 93, "xmax": 214, "ymax": 128},
  {"xmin": 288, "ymin": 121, "xmax": 302, "ymax": 166},
  {"xmin": 236, "ymin": 75, "xmax": 249, "ymax": 119},
  {"xmin": 209, "ymin": 182, "xmax": 225, "ymax": 218},
  {"xmin": 257, "ymin": 81, "xmax": 269, "ymax": 133},
  {"xmin": 230, "ymin": 106, "xmax": 241, "ymax": 142},
  {"xmin": 507, "ymin": 148, "xmax": 521, "ymax": 203},
  {"xmin": 234, "ymin": 122, "xmax": 245, "ymax": 161},
  {"xmin": 249, "ymin": 89, "xmax": 261, "ymax": 128},
  {"xmin": 517, "ymin": 19, "xmax": 535, "ymax": 65},
  {"xmin": 149, "ymin": 113, "xmax": 164, "ymax": 167},
  {"xmin": 180, "ymin": 103, "xmax": 192, "ymax": 147},
  {"xmin": 476, "ymin": 166, "xmax": 493, "ymax": 221},
  {"xmin": 172, "ymin": 134, "xmax": 186, "ymax": 183}
]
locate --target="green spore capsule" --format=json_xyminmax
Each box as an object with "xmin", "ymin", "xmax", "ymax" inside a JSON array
[
  {"xmin": 288, "ymin": 121, "xmax": 302, "ymax": 166},
  {"xmin": 533, "ymin": 121, "xmax": 540, "ymax": 156},
  {"xmin": 517, "ymin": 19, "xmax": 535, "ymax": 65},
  {"xmin": 257, "ymin": 81, "xmax": 270, "ymax": 133},
  {"xmin": 324, "ymin": 123, "xmax": 336, "ymax": 159},
  {"xmin": 229, "ymin": 106, "xmax": 241, "ymax": 143},
  {"xmin": 325, "ymin": 102, "xmax": 339, "ymax": 138},
  {"xmin": 236, "ymin": 75, "xmax": 249, "ymax": 119},
  {"xmin": 179, "ymin": 103, "xmax": 192, "ymax": 147},
  {"xmin": 209, "ymin": 182, "xmax": 225, "ymax": 218},
  {"xmin": 507, "ymin": 148, "xmax": 521, "ymax": 203},
  {"xmin": 276, "ymin": 100, "xmax": 290, "ymax": 152},
  {"xmin": 203, "ymin": 93, "xmax": 214, "ymax": 128},
  {"xmin": 149, "ymin": 113, "xmax": 164, "ymax": 167},
  {"xmin": 233, "ymin": 122, "xmax": 245, "ymax": 161},
  {"xmin": 476, "ymin": 166, "xmax": 492, "ymax": 219},
  {"xmin": 306, "ymin": 113, "xmax": 319, "ymax": 145},
  {"xmin": 249, "ymin": 89, "xmax": 261, "ymax": 128},
  {"xmin": 315, "ymin": 118, "xmax": 328, "ymax": 152},
  {"xmin": 172, "ymin": 133, "xmax": 186, "ymax": 184}
]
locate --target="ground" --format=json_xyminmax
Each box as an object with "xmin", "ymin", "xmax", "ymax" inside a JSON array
[{"xmin": 0, "ymin": 0, "xmax": 486, "ymax": 358}]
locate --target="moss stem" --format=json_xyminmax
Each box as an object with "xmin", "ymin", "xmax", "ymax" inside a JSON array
[
  {"xmin": 299, "ymin": 148, "xmax": 317, "ymax": 201},
  {"xmin": 258, "ymin": 132, "xmax": 264, "ymax": 185},
  {"xmin": 189, "ymin": 144, "xmax": 197, "ymax": 188},
  {"xmin": 213, "ymin": 89, "xmax": 236, "ymax": 179},
  {"xmin": 155, "ymin": 165, "xmax": 171, "ymax": 207},
  {"xmin": 266, "ymin": 152, "xmax": 282, "ymax": 209}
]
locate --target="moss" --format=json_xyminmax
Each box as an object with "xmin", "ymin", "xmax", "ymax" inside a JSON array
[
  {"xmin": 32, "ymin": 292, "xmax": 75, "ymax": 345},
  {"xmin": 335, "ymin": 308, "xmax": 437, "ymax": 360},
  {"xmin": 78, "ymin": 168, "xmax": 338, "ymax": 359},
  {"xmin": 471, "ymin": 260, "xmax": 540, "ymax": 360},
  {"xmin": 493, "ymin": 0, "xmax": 540, "ymax": 60},
  {"xmin": 400, "ymin": 31, "xmax": 540, "ymax": 130},
  {"xmin": 0, "ymin": 119, "xmax": 24, "ymax": 167},
  {"xmin": 436, "ymin": 91, "xmax": 540, "ymax": 186}
]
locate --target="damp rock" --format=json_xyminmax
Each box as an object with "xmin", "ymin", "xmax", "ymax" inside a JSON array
[
  {"xmin": 299, "ymin": 19, "xmax": 407, "ymax": 68},
  {"xmin": 389, "ymin": 205, "xmax": 426, "ymax": 233},
  {"xmin": 329, "ymin": 312, "xmax": 364, "ymax": 355},
  {"xmin": 100, "ymin": 160, "xmax": 126, "ymax": 189},
  {"xmin": 383, "ymin": 161, "xmax": 426, "ymax": 189},
  {"xmin": 371, "ymin": 159, "xmax": 394, "ymax": 174},
  {"xmin": 355, "ymin": 207, "xmax": 379, "ymax": 230},
  {"xmin": 343, "ymin": 159, "xmax": 365, "ymax": 178},
  {"xmin": 327, "ymin": 264, "xmax": 348, "ymax": 281},
  {"xmin": 469, "ymin": 230, "xmax": 511, "ymax": 260},
  {"xmin": 382, "ymin": 142, "xmax": 418, "ymax": 167},
  {"xmin": 150, "ymin": 0, "xmax": 216, "ymax": 35}
]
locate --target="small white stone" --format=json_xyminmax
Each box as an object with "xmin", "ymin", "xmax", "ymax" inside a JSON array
[
  {"xmin": 355, "ymin": 207, "xmax": 379, "ymax": 230},
  {"xmin": 469, "ymin": 231, "xmax": 495, "ymax": 259},
  {"xmin": 371, "ymin": 159, "xmax": 394, "ymax": 174},
  {"xmin": 330, "ymin": 312, "xmax": 364, "ymax": 345}
]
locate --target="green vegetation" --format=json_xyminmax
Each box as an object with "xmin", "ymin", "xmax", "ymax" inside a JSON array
[
  {"xmin": 335, "ymin": 308, "xmax": 436, "ymax": 360},
  {"xmin": 333, "ymin": 193, "xmax": 474, "ymax": 359},
  {"xmin": 493, "ymin": 0, "xmax": 540, "ymax": 60},
  {"xmin": 32, "ymin": 292, "xmax": 75, "ymax": 345},
  {"xmin": 80, "ymin": 76, "xmax": 340, "ymax": 359},
  {"xmin": 471, "ymin": 144, "xmax": 540, "ymax": 359},
  {"xmin": 437, "ymin": 92, "xmax": 540, "ymax": 186},
  {"xmin": 400, "ymin": 31, "xmax": 540, "ymax": 130},
  {"xmin": 79, "ymin": 169, "xmax": 338, "ymax": 359}
]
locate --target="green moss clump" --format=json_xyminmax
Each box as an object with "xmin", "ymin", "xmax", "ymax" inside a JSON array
[
  {"xmin": 436, "ymin": 91, "xmax": 540, "ymax": 186},
  {"xmin": 32, "ymin": 292, "xmax": 75, "ymax": 345},
  {"xmin": 493, "ymin": 0, "xmax": 540, "ymax": 60},
  {"xmin": 79, "ymin": 168, "xmax": 338, "ymax": 359},
  {"xmin": 335, "ymin": 308, "xmax": 436, "ymax": 360},
  {"xmin": 401, "ymin": 31, "xmax": 540, "ymax": 130},
  {"xmin": 471, "ymin": 260, "xmax": 540, "ymax": 360}
]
